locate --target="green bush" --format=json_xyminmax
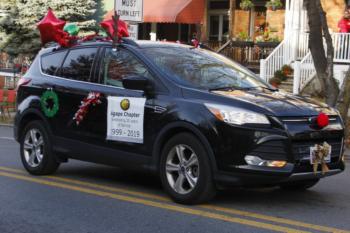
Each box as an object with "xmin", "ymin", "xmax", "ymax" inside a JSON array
[{"xmin": 274, "ymin": 70, "xmax": 287, "ymax": 81}]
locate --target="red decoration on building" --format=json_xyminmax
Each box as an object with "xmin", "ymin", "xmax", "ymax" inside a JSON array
[
  {"xmin": 73, "ymin": 92, "xmax": 102, "ymax": 125},
  {"xmin": 100, "ymin": 18, "xmax": 129, "ymax": 40},
  {"xmin": 316, "ymin": 113, "xmax": 329, "ymax": 128}
]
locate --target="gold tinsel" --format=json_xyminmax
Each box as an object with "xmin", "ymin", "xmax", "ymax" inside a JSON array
[{"xmin": 311, "ymin": 142, "xmax": 330, "ymax": 174}]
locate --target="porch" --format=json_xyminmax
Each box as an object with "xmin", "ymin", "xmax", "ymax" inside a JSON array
[{"xmin": 258, "ymin": 0, "xmax": 350, "ymax": 95}]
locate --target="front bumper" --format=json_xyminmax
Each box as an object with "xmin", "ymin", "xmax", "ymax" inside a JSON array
[
  {"xmin": 214, "ymin": 161, "xmax": 345, "ymax": 187},
  {"xmin": 210, "ymin": 114, "xmax": 345, "ymax": 187}
]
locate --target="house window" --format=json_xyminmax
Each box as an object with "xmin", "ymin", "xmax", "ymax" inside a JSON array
[
  {"xmin": 209, "ymin": 1, "xmax": 229, "ymax": 9},
  {"xmin": 209, "ymin": 15, "xmax": 229, "ymax": 42},
  {"xmin": 208, "ymin": 0, "xmax": 229, "ymax": 42}
]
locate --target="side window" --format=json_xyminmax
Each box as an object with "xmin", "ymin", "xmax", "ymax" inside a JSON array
[
  {"xmin": 41, "ymin": 51, "xmax": 67, "ymax": 75},
  {"xmin": 60, "ymin": 47, "xmax": 98, "ymax": 82},
  {"xmin": 103, "ymin": 48, "xmax": 153, "ymax": 87}
]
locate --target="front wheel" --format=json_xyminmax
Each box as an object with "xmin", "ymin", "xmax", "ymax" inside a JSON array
[
  {"xmin": 20, "ymin": 121, "xmax": 60, "ymax": 175},
  {"xmin": 279, "ymin": 179, "xmax": 320, "ymax": 190},
  {"xmin": 160, "ymin": 133, "xmax": 216, "ymax": 204}
]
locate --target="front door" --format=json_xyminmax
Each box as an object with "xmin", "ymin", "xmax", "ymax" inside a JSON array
[{"xmin": 94, "ymin": 46, "xmax": 166, "ymax": 158}]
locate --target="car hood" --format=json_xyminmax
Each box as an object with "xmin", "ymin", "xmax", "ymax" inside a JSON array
[{"xmin": 212, "ymin": 89, "xmax": 337, "ymax": 117}]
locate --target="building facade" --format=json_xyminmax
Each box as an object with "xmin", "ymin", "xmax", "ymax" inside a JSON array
[{"xmin": 103, "ymin": 0, "xmax": 347, "ymax": 44}]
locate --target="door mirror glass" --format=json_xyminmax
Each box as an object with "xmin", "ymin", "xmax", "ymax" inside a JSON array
[{"xmin": 122, "ymin": 76, "xmax": 149, "ymax": 91}]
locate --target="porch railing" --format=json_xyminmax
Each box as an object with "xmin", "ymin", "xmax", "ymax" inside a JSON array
[
  {"xmin": 293, "ymin": 52, "xmax": 315, "ymax": 94},
  {"xmin": 333, "ymin": 33, "xmax": 350, "ymax": 63},
  {"xmin": 293, "ymin": 33, "xmax": 350, "ymax": 94},
  {"xmin": 208, "ymin": 40, "xmax": 279, "ymax": 69},
  {"xmin": 260, "ymin": 32, "xmax": 309, "ymax": 82},
  {"xmin": 260, "ymin": 34, "xmax": 294, "ymax": 81}
]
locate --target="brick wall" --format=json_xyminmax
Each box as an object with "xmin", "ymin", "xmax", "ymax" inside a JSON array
[
  {"xmin": 266, "ymin": 9, "xmax": 285, "ymax": 41},
  {"xmin": 234, "ymin": 10, "xmax": 250, "ymax": 36}
]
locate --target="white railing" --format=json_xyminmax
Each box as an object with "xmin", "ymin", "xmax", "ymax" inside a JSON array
[
  {"xmin": 332, "ymin": 33, "xmax": 350, "ymax": 63},
  {"xmin": 293, "ymin": 33, "xmax": 350, "ymax": 94},
  {"xmin": 297, "ymin": 33, "xmax": 309, "ymax": 59},
  {"xmin": 260, "ymin": 34, "xmax": 294, "ymax": 81},
  {"xmin": 293, "ymin": 52, "xmax": 316, "ymax": 94}
]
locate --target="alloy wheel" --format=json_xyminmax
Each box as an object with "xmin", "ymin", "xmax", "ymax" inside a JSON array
[
  {"xmin": 23, "ymin": 129, "xmax": 44, "ymax": 168},
  {"xmin": 165, "ymin": 144, "xmax": 200, "ymax": 194}
]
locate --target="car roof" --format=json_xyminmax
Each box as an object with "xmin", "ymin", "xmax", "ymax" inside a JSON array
[{"xmin": 40, "ymin": 38, "xmax": 193, "ymax": 55}]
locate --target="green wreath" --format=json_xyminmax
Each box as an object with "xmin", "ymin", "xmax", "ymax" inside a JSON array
[{"xmin": 40, "ymin": 90, "xmax": 59, "ymax": 118}]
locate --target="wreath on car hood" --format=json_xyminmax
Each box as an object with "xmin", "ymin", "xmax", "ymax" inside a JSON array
[{"xmin": 40, "ymin": 90, "xmax": 59, "ymax": 118}]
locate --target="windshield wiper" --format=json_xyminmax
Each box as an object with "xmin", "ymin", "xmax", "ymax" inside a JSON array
[
  {"xmin": 240, "ymin": 86, "xmax": 278, "ymax": 92},
  {"xmin": 209, "ymin": 86, "xmax": 242, "ymax": 91}
]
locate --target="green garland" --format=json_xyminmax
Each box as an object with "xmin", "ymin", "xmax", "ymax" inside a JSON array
[{"xmin": 40, "ymin": 90, "xmax": 59, "ymax": 118}]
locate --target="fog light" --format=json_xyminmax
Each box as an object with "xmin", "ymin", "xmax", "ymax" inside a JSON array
[{"xmin": 244, "ymin": 155, "xmax": 287, "ymax": 168}]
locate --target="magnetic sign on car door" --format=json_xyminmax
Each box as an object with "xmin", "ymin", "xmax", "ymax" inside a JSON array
[{"xmin": 107, "ymin": 96, "xmax": 146, "ymax": 143}]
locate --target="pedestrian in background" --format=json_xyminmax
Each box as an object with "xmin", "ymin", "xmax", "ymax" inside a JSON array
[{"xmin": 338, "ymin": 8, "xmax": 350, "ymax": 32}]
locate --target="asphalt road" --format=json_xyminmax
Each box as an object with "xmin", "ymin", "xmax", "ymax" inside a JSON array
[{"xmin": 0, "ymin": 125, "xmax": 349, "ymax": 233}]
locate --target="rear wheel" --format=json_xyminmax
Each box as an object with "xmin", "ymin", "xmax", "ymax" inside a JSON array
[
  {"xmin": 279, "ymin": 179, "xmax": 319, "ymax": 190},
  {"xmin": 20, "ymin": 121, "xmax": 60, "ymax": 175},
  {"xmin": 160, "ymin": 133, "xmax": 216, "ymax": 204}
]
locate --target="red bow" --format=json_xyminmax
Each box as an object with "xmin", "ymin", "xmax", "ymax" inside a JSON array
[{"xmin": 100, "ymin": 18, "xmax": 129, "ymax": 41}]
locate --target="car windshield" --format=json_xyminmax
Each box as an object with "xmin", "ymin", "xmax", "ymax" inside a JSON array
[{"xmin": 143, "ymin": 47, "xmax": 269, "ymax": 90}]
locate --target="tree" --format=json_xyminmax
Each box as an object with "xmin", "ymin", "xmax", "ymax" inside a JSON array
[
  {"xmin": 0, "ymin": 0, "xmax": 97, "ymax": 56},
  {"xmin": 304, "ymin": 0, "xmax": 350, "ymax": 121}
]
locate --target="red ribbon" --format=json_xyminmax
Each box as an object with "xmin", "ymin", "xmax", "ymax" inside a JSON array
[{"xmin": 73, "ymin": 92, "xmax": 102, "ymax": 125}]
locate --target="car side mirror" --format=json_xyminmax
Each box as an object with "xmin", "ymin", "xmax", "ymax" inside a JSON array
[{"xmin": 122, "ymin": 76, "xmax": 150, "ymax": 92}]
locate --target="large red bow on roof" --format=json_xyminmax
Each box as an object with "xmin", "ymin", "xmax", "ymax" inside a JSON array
[{"xmin": 100, "ymin": 18, "xmax": 129, "ymax": 40}]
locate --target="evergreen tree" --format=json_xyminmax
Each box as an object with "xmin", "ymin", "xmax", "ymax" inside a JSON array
[{"xmin": 0, "ymin": 0, "xmax": 97, "ymax": 56}]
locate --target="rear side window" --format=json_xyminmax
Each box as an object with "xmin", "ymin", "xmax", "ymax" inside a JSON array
[
  {"xmin": 60, "ymin": 47, "xmax": 98, "ymax": 82},
  {"xmin": 41, "ymin": 51, "xmax": 67, "ymax": 76}
]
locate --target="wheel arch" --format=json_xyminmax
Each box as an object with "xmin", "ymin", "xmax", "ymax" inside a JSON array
[
  {"xmin": 16, "ymin": 108, "xmax": 53, "ymax": 142},
  {"xmin": 151, "ymin": 121, "xmax": 218, "ymax": 173}
]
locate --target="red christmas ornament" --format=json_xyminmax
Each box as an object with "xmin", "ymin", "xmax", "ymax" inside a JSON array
[
  {"xmin": 100, "ymin": 19, "xmax": 129, "ymax": 40},
  {"xmin": 316, "ymin": 113, "xmax": 329, "ymax": 128},
  {"xmin": 37, "ymin": 8, "xmax": 66, "ymax": 45}
]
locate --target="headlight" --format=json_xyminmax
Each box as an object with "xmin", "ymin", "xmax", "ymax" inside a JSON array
[{"xmin": 205, "ymin": 103, "xmax": 270, "ymax": 125}]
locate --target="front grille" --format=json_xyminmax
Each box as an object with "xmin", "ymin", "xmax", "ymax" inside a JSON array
[
  {"xmin": 281, "ymin": 116, "xmax": 338, "ymax": 124},
  {"xmin": 250, "ymin": 140, "xmax": 288, "ymax": 161},
  {"xmin": 292, "ymin": 139, "xmax": 342, "ymax": 162}
]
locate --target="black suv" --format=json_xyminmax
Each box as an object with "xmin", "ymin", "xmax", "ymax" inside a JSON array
[{"xmin": 15, "ymin": 39, "xmax": 345, "ymax": 204}]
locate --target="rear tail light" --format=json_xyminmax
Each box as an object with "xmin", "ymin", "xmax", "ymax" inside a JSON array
[{"xmin": 16, "ymin": 78, "xmax": 32, "ymax": 91}]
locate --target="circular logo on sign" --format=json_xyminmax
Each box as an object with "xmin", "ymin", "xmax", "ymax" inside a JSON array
[{"xmin": 120, "ymin": 99, "xmax": 130, "ymax": 111}]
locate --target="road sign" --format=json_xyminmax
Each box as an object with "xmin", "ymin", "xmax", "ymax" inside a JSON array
[
  {"xmin": 127, "ymin": 24, "xmax": 139, "ymax": 40},
  {"xmin": 115, "ymin": 0, "xmax": 143, "ymax": 23}
]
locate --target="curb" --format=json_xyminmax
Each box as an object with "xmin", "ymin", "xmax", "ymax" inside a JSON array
[{"xmin": 0, "ymin": 123, "xmax": 13, "ymax": 127}]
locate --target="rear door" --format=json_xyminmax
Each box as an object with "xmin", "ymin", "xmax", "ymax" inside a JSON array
[{"xmin": 51, "ymin": 46, "xmax": 103, "ymax": 143}]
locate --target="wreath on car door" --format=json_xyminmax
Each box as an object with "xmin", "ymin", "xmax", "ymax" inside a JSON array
[{"xmin": 40, "ymin": 90, "xmax": 59, "ymax": 118}]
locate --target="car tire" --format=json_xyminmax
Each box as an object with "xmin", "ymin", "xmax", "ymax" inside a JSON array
[
  {"xmin": 279, "ymin": 179, "xmax": 320, "ymax": 190},
  {"xmin": 159, "ymin": 133, "xmax": 216, "ymax": 204},
  {"xmin": 20, "ymin": 120, "xmax": 60, "ymax": 175}
]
